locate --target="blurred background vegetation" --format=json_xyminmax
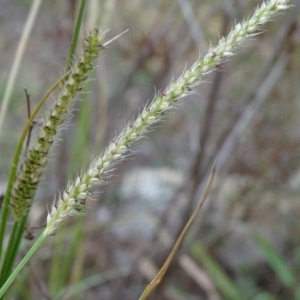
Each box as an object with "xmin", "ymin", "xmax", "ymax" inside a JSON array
[{"xmin": 1, "ymin": 0, "xmax": 300, "ymax": 299}]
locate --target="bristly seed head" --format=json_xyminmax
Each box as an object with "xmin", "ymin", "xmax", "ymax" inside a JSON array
[
  {"xmin": 45, "ymin": 0, "xmax": 290, "ymax": 236},
  {"xmin": 10, "ymin": 28, "xmax": 104, "ymax": 221}
]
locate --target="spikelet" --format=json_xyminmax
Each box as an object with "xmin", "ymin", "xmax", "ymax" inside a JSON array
[
  {"xmin": 45, "ymin": 0, "xmax": 290, "ymax": 235},
  {"xmin": 11, "ymin": 29, "xmax": 105, "ymax": 220}
]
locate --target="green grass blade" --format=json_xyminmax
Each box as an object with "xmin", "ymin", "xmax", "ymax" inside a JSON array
[
  {"xmin": 190, "ymin": 242, "xmax": 243, "ymax": 300},
  {"xmin": 1, "ymin": 217, "xmax": 28, "ymax": 280},
  {"xmin": 253, "ymin": 234, "xmax": 295, "ymax": 288},
  {"xmin": 70, "ymin": 89, "xmax": 91, "ymax": 173},
  {"xmin": 65, "ymin": 0, "xmax": 86, "ymax": 72},
  {"xmin": 0, "ymin": 232, "xmax": 46, "ymax": 297},
  {"xmin": 53, "ymin": 266, "xmax": 130, "ymax": 300},
  {"xmin": 0, "ymin": 222, "xmax": 20, "ymax": 284},
  {"xmin": 238, "ymin": 276, "xmax": 279, "ymax": 300}
]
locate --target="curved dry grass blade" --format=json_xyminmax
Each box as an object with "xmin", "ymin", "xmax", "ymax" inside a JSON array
[{"xmin": 138, "ymin": 163, "xmax": 216, "ymax": 300}]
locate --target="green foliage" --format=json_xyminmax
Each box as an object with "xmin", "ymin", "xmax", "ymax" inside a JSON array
[
  {"xmin": 190, "ymin": 242, "xmax": 243, "ymax": 300},
  {"xmin": 253, "ymin": 234, "xmax": 300, "ymax": 299}
]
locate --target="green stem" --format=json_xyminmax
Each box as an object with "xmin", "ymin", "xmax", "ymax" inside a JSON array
[
  {"xmin": 0, "ymin": 222, "xmax": 19, "ymax": 283},
  {"xmin": 0, "ymin": 217, "xmax": 28, "ymax": 287},
  {"xmin": 0, "ymin": 232, "xmax": 46, "ymax": 297},
  {"xmin": 65, "ymin": 0, "xmax": 86, "ymax": 72}
]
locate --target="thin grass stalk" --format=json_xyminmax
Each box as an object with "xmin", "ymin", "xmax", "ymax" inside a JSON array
[
  {"xmin": 45, "ymin": 0, "xmax": 290, "ymax": 237},
  {"xmin": 0, "ymin": 233, "xmax": 46, "ymax": 298},
  {"xmin": 65, "ymin": 0, "xmax": 86, "ymax": 72},
  {"xmin": 0, "ymin": 0, "xmax": 42, "ymax": 141},
  {"xmin": 138, "ymin": 164, "xmax": 216, "ymax": 300},
  {"xmin": 70, "ymin": 88, "xmax": 91, "ymax": 173},
  {"xmin": 95, "ymin": 0, "xmax": 117, "ymax": 149},
  {"xmin": 50, "ymin": 2, "xmax": 86, "ymax": 290},
  {"xmin": 0, "ymin": 219, "xmax": 24, "ymax": 286},
  {"xmin": 0, "ymin": 224, "xmax": 19, "ymax": 283}
]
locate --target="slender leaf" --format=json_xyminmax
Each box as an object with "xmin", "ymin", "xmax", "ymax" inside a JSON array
[
  {"xmin": 253, "ymin": 234, "xmax": 295, "ymax": 288},
  {"xmin": 190, "ymin": 242, "xmax": 243, "ymax": 300}
]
